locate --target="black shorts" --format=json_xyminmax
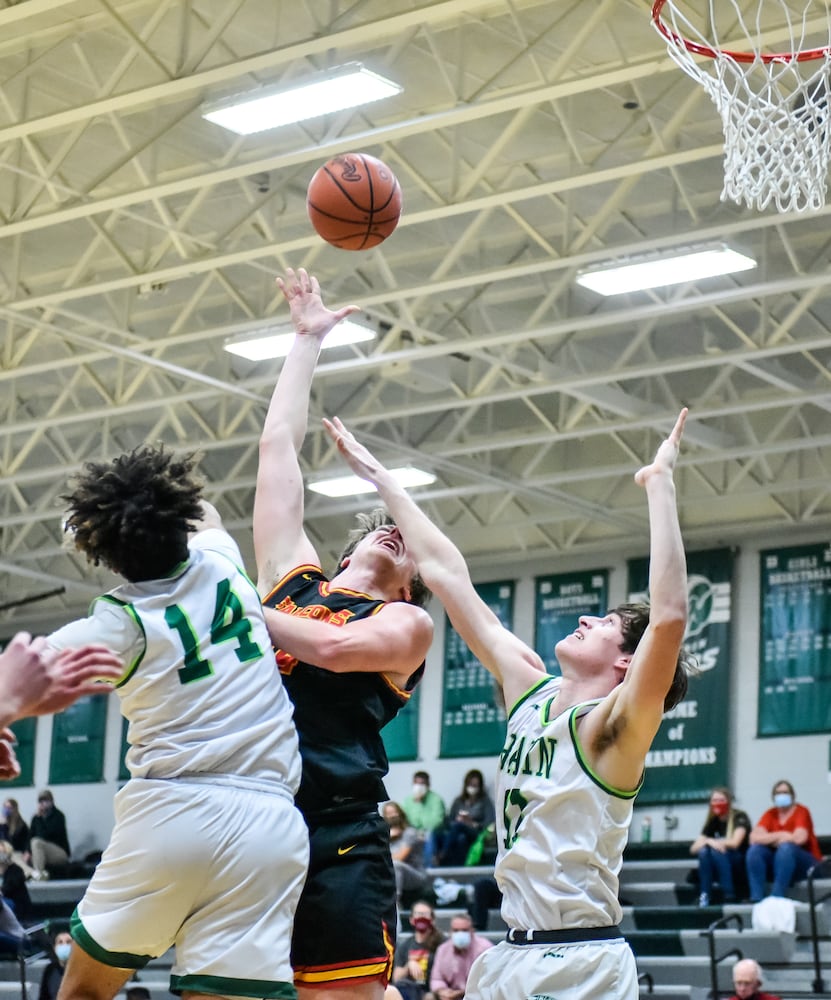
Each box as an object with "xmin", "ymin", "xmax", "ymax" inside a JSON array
[{"xmin": 291, "ymin": 810, "xmax": 397, "ymax": 988}]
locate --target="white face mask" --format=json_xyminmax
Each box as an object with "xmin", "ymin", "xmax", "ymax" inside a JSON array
[
  {"xmin": 451, "ymin": 931, "xmax": 471, "ymax": 950},
  {"xmin": 55, "ymin": 943, "xmax": 72, "ymax": 963},
  {"xmin": 465, "ymin": 785, "xmax": 479, "ymax": 797},
  {"xmin": 411, "ymin": 783, "xmax": 427, "ymax": 800}
]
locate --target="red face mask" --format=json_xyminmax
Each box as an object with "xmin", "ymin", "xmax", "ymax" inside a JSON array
[
  {"xmin": 711, "ymin": 802, "xmax": 729, "ymax": 817},
  {"xmin": 411, "ymin": 917, "xmax": 433, "ymax": 933}
]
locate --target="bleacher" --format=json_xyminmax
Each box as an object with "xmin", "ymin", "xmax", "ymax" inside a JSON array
[
  {"xmin": 398, "ymin": 845, "xmax": 831, "ymax": 1000},
  {"xmin": 4, "ymin": 844, "xmax": 831, "ymax": 1000}
]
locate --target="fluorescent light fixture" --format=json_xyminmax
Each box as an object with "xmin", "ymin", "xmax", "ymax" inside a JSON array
[
  {"xmin": 309, "ymin": 467, "xmax": 436, "ymax": 498},
  {"xmin": 575, "ymin": 246, "xmax": 756, "ymax": 296},
  {"xmin": 224, "ymin": 319, "xmax": 375, "ymax": 361},
  {"xmin": 202, "ymin": 63, "xmax": 402, "ymax": 135}
]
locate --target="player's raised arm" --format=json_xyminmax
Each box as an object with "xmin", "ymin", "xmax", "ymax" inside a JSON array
[
  {"xmin": 586, "ymin": 408, "xmax": 689, "ymax": 788},
  {"xmin": 253, "ymin": 269, "xmax": 359, "ymax": 594},
  {"xmin": 323, "ymin": 417, "xmax": 545, "ymax": 705}
]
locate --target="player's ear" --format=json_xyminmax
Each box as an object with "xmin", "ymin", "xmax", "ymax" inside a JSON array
[
  {"xmin": 400, "ymin": 583, "xmax": 412, "ymax": 603},
  {"xmin": 613, "ymin": 654, "xmax": 631, "ymax": 685}
]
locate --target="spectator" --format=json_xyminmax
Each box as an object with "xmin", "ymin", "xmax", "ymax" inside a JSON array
[
  {"xmin": 429, "ymin": 913, "xmax": 492, "ymax": 1000},
  {"xmin": 0, "ymin": 840, "xmax": 31, "ymax": 922},
  {"xmin": 434, "ymin": 770, "xmax": 495, "ymax": 867},
  {"xmin": 29, "ymin": 790, "xmax": 69, "ymax": 880},
  {"xmin": 38, "ymin": 929, "xmax": 72, "ymax": 1000},
  {"xmin": 383, "ymin": 801, "xmax": 431, "ymax": 904},
  {"xmin": 728, "ymin": 957, "xmax": 781, "ymax": 1000},
  {"xmin": 468, "ymin": 875, "xmax": 502, "ymax": 931},
  {"xmin": 0, "ymin": 800, "xmax": 37, "ymax": 881},
  {"xmin": 690, "ymin": 786, "xmax": 751, "ymax": 906},
  {"xmin": 746, "ymin": 779, "xmax": 821, "ymax": 902},
  {"xmin": 392, "ymin": 900, "xmax": 444, "ymax": 1000},
  {"xmin": 124, "ymin": 989, "xmax": 151, "ymax": 1000},
  {"xmin": 402, "ymin": 772, "xmax": 446, "ymax": 867}
]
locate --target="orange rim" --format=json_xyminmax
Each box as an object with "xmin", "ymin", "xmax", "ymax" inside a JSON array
[{"xmin": 652, "ymin": 0, "xmax": 831, "ymax": 64}]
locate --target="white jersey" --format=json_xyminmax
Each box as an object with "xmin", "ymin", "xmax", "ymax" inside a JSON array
[
  {"xmin": 495, "ymin": 674, "xmax": 637, "ymax": 930},
  {"xmin": 49, "ymin": 528, "xmax": 300, "ymax": 791}
]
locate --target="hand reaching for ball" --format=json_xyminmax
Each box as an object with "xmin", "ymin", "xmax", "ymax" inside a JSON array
[{"xmin": 276, "ymin": 267, "xmax": 359, "ymax": 341}]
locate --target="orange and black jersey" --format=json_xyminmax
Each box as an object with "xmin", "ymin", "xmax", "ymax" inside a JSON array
[{"xmin": 263, "ymin": 565, "xmax": 423, "ymax": 821}]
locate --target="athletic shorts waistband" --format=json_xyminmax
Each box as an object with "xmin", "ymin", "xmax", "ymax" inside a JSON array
[
  {"xmin": 506, "ymin": 925, "xmax": 623, "ymax": 945},
  {"xmin": 131, "ymin": 774, "xmax": 296, "ymax": 799}
]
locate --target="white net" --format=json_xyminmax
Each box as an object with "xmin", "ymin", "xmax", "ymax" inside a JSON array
[{"xmin": 654, "ymin": 1, "xmax": 831, "ymax": 213}]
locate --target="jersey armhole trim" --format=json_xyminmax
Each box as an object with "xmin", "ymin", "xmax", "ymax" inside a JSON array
[
  {"xmin": 92, "ymin": 597, "xmax": 145, "ymax": 687},
  {"xmin": 568, "ymin": 704, "xmax": 643, "ymax": 800},
  {"xmin": 262, "ymin": 564, "xmax": 323, "ymax": 605}
]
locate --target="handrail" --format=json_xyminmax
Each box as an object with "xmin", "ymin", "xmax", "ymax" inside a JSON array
[
  {"xmin": 807, "ymin": 858, "xmax": 831, "ymax": 993},
  {"xmin": 701, "ymin": 912, "xmax": 744, "ymax": 1000},
  {"xmin": 638, "ymin": 971, "xmax": 654, "ymax": 994}
]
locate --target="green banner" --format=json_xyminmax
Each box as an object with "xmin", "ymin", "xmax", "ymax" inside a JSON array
[
  {"xmin": 534, "ymin": 570, "xmax": 609, "ymax": 675},
  {"xmin": 383, "ymin": 684, "xmax": 420, "ymax": 762},
  {"xmin": 49, "ymin": 694, "xmax": 108, "ymax": 784},
  {"xmin": 0, "ymin": 638, "xmax": 35, "ymax": 787},
  {"xmin": 440, "ymin": 580, "xmax": 512, "ymax": 758},
  {"xmin": 758, "ymin": 542, "xmax": 831, "ymax": 736},
  {"xmin": 118, "ymin": 714, "xmax": 130, "ymax": 782},
  {"xmin": 629, "ymin": 548, "xmax": 734, "ymax": 805}
]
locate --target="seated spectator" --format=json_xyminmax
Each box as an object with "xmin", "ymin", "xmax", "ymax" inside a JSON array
[
  {"xmin": 690, "ymin": 786, "xmax": 751, "ymax": 906},
  {"xmin": 0, "ymin": 798, "xmax": 35, "ymax": 879},
  {"xmin": 746, "ymin": 779, "xmax": 821, "ymax": 902},
  {"xmin": 38, "ymin": 929, "xmax": 72, "ymax": 1000},
  {"xmin": 29, "ymin": 790, "xmax": 70, "ymax": 880},
  {"xmin": 383, "ymin": 801, "xmax": 431, "ymax": 903},
  {"xmin": 429, "ymin": 912, "xmax": 492, "ymax": 1000},
  {"xmin": 124, "ymin": 988, "xmax": 151, "ymax": 1000},
  {"xmin": 728, "ymin": 957, "xmax": 781, "ymax": 1000},
  {"xmin": 434, "ymin": 770, "xmax": 495, "ymax": 867},
  {"xmin": 402, "ymin": 771, "xmax": 446, "ymax": 867},
  {"xmin": 468, "ymin": 874, "xmax": 502, "ymax": 931},
  {"xmin": 392, "ymin": 900, "xmax": 445, "ymax": 1000},
  {"xmin": 0, "ymin": 840, "xmax": 31, "ymax": 923}
]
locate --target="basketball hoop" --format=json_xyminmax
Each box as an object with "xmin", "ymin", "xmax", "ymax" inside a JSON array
[{"xmin": 652, "ymin": 0, "xmax": 831, "ymax": 213}]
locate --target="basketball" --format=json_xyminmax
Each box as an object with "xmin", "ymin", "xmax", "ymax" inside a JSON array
[{"xmin": 306, "ymin": 153, "xmax": 402, "ymax": 250}]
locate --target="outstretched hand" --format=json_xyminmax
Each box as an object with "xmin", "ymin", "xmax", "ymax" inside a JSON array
[
  {"xmin": 276, "ymin": 267, "xmax": 360, "ymax": 340},
  {"xmin": 0, "ymin": 732, "xmax": 20, "ymax": 781},
  {"xmin": 0, "ymin": 633, "xmax": 123, "ymax": 725},
  {"xmin": 634, "ymin": 408, "xmax": 688, "ymax": 488},
  {"xmin": 323, "ymin": 416, "xmax": 386, "ymax": 487}
]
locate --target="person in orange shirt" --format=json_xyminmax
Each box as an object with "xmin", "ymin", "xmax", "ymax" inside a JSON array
[{"xmin": 746, "ymin": 779, "xmax": 822, "ymax": 902}]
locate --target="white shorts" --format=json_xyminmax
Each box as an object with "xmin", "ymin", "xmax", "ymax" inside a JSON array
[
  {"xmin": 73, "ymin": 777, "xmax": 309, "ymax": 998},
  {"xmin": 465, "ymin": 936, "xmax": 638, "ymax": 1000}
]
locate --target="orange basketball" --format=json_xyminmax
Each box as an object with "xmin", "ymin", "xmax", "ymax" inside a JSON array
[{"xmin": 306, "ymin": 153, "xmax": 402, "ymax": 251}]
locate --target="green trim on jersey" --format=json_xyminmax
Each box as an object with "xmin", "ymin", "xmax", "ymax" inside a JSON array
[
  {"xmin": 568, "ymin": 703, "xmax": 643, "ymax": 800},
  {"xmin": 170, "ymin": 973, "xmax": 296, "ymax": 999},
  {"xmin": 93, "ymin": 594, "xmax": 147, "ymax": 687},
  {"xmin": 507, "ymin": 674, "xmax": 552, "ymax": 721},
  {"xmin": 70, "ymin": 910, "xmax": 152, "ymax": 969}
]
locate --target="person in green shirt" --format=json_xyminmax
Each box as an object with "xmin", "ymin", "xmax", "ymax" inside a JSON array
[{"xmin": 402, "ymin": 771, "xmax": 446, "ymax": 867}]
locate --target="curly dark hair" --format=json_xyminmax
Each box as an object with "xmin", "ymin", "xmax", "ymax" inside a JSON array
[
  {"xmin": 611, "ymin": 601, "xmax": 697, "ymax": 712},
  {"xmin": 62, "ymin": 445, "xmax": 204, "ymax": 583},
  {"xmin": 334, "ymin": 507, "xmax": 430, "ymax": 608}
]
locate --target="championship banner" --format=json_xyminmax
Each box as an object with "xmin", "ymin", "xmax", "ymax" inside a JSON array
[
  {"xmin": 49, "ymin": 694, "xmax": 108, "ymax": 784},
  {"xmin": 628, "ymin": 548, "xmax": 734, "ymax": 805},
  {"xmin": 439, "ymin": 580, "xmax": 512, "ymax": 758},
  {"xmin": 534, "ymin": 571, "xmax": 609, "ymax": 675},
  {"xmin": 759, "ymin": 542, "xmax": 831, "ymax": 736},
  {"xmin": 383, "ymin": 684, "xmax": 420, "ymax": 762}
]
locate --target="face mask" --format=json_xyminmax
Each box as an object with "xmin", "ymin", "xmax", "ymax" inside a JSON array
[
  {"xmin": 411, "ymin": 916, "xmax": 433, "ymax": 933},
  {"xmin": 711, "ymin": 802, "xmax": 729, "ymax": 818},
  {"xmin": 411, "ymin": 783, "xmax": 427, "ymax": 800},
  {"xmin": 465, "ymin": 786, "xmax": 479, "ymax": 797},
  {"xmin": 1, "ymin": 807, "xmax": 10, "ymax": 820},
  {"xmin": 774, "ymin": 793, "xmax": 793, "ymax": 809},
  {"xmin": 55, "ymin": 943, "xmax": 71, "ymax": 963},
  {"xmin": 451, "ymin": 931, "xmax": 471, "ymax": 950}
]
